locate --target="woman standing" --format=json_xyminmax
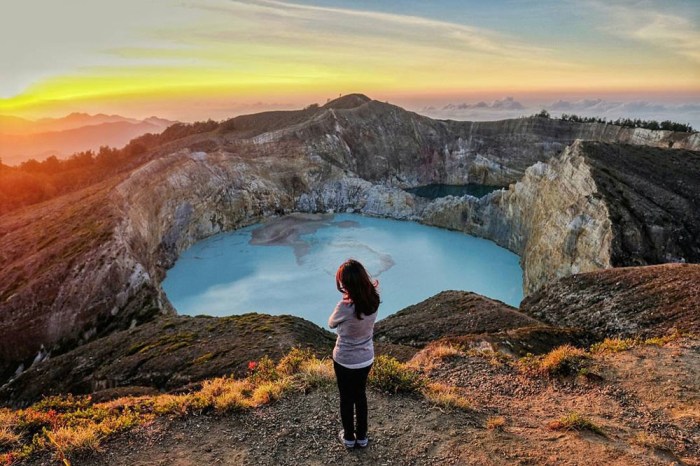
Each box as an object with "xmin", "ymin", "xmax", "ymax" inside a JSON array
[{"xmin": 328, "ymin": 259, "xmax": 380, "ymax": 449}]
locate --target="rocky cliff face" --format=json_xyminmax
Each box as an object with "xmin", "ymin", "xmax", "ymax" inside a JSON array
[
  {"xmin": 420, "ymin": 140, "xmax": 700, "ymax": 295},
  {"xmin": 286, "ymin": 96, "xmax": 700, "ymax": 187},
  {"xmin": 1, "ymin": 94, "xmax": 698, "ymax": 382},
  {"xmin": 421, "ymin": 141, "xmax": 614, "ymax": 295}
]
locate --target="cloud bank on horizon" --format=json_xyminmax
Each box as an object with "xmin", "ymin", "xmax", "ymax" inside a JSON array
[
  {"xmin": 417, "ymin": 97, "xmax": 700, "ymax": 130},
  {"xmin": 0, "ymin": 0, "xmax": 698, "ymax": 121}
]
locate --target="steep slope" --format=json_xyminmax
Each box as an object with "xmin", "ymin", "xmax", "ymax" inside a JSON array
[
  {"xmin": 582, "ymin": 141, "xmax": 700, "ymax": 265},
  {"xmin": 521, "ymin": 263, "xmax": 700, "ymax": 338}
]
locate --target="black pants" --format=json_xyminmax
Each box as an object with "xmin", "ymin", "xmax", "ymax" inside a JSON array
[{"xmin": 333, "ymin": 360, "xmax": 373, "ymax": 441}]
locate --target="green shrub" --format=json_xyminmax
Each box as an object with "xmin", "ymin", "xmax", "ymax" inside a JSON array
[
  {"xmin": 369, "ymin": 355, "xmax": 424, "ymax": 394},
  {"xmin": 590, "ymin": 338, "xmax": 637, "ymax": 353},
  {"xmin": 33, "ymin": 394, "xmax": 92, "ymax": 413}
]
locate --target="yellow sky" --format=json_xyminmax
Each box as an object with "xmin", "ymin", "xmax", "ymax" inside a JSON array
[{"xmin": 1, "ymin": 0, "xmax": 698, "ymax": 121}]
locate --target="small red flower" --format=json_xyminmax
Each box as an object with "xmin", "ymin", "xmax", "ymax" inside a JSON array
[{"xmin": 248, "ymin": 361, "xmax": 258, "ymax": 371}]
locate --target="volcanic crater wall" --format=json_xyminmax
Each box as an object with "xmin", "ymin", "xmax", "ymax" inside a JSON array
[{"xmin": 1, "ymin": 95, "xmax": 699, "ymax": 382}]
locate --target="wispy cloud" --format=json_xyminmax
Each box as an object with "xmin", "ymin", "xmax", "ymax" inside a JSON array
[
  {"xmin": 250, "ymin": 0, "xmax": 552, "ymax": 58},
  {"xmin": 589, "ymin": 0, "xmax": 700, "ymax": 62}
]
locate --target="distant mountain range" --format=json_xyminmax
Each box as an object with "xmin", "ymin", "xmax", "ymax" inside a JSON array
[{"xmin": 0, "ymin": 113, "xmax": 178, "ymax": 165}]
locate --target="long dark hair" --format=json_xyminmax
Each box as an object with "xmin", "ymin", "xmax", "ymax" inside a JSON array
[{"xmin": 336, "ymin": 259, "xmax": 380, "ymax": 319}]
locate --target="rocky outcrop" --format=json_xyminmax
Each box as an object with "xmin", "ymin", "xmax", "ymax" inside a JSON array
[
  {"xmin": 374, "ymin": 291, "xmax": 542, "ymax": 346},
  {"xmin": 1, "ymin": 94, "xmax": 698, "ymax": 382},
  {"xmin": 520, "ymin": 263, "xmax": 700, "ymax": 338}
]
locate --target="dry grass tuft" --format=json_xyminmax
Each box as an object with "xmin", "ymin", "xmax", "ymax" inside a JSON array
[
  {"xmin": 47, "ymin": 423, "xmax": 102, "ymax": 455},
  {"xmin": 408, "ymin": 343, "xmax": 464, "ymax": 372},
  {"xmin": 200, "ymin": 378, "xmax": 253, "ymax": 412},
  {"xmin": 643, "ymin": 333, "xmax": 680, "ymax": 347},
  {"xmin": 211, "ymin": 387, "xmax": 249, "ymax": 412},
  {"xmin": 251, "ymin": 379, "xmax": 291, "ymax": 406},
  {"xmin": 152, "ymin": 394, "xmax": 193, "ymax": 416},
  {"xmin": 297, "ymin": 358, "xmax": 335, "ymax": 389},
  {"xmin": 277, "ymin": 347, "xmax": 315, "ymax": 375},
  {"xmin": 486, "ymin": 416, "xmax": 506, "ymax": 431},
  {"xmin": 0, "ymin": 425, "xmax": 20, "ymax": 448},
  {"xmin": 547, "ymin": 411, "xmax": 605, "ymax": 436},
  {"xmin": 519, "ymin": 344, "xmax": 589, "ymax": 377},
  {"xmin": 0, "ymin": 408, "xmax": 20, "ymax": 448},
  {"xmin": 423, "ymin": 383, "xmax": 470, "ymax": 410}
]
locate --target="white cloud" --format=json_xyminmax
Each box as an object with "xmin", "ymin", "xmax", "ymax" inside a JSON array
[{"xmin": 418, "ymin": 97, "xmax": 700, "ymax": 129}]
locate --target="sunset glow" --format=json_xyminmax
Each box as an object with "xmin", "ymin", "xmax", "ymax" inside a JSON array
[{"xmin": 1, "ymin": 0, "xmax": 699, "ymax": 121}]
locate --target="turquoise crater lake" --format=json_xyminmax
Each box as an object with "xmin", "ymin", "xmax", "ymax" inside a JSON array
[{"xmin": 162, "ymin": 213, "xmax": 523, "ymax": 327}]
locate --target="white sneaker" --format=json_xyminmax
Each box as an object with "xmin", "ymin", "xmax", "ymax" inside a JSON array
[
  {"xmin": 338, "ymin": 430, "xmax": 356, "ymax": 448},
  {"xmin": 355, "ymin": 437, "xmax": 368, "ymax": 448}
]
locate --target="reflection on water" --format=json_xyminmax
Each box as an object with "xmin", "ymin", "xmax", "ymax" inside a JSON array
[{"xmin": 162, "ymin": 213, "xmax": 523, "ymax": 327}]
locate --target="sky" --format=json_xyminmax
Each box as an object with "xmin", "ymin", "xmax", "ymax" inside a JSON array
[{"xmin": 1, "ymin": 0, "xmax": 699, "ymax": 122}]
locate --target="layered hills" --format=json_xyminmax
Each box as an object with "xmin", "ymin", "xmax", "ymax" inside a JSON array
[{"xmin": 0, "ymin": 113, "xmax": 176, "ymax": 165}]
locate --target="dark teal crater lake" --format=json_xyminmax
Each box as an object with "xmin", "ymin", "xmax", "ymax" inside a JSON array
[
  {"xmin": 162, "ymin": 213, "xmax": 523, "ymax": 327},
  {"xmin": 405, "ymin": 184, "xmax": 502, "ymax": 199}
]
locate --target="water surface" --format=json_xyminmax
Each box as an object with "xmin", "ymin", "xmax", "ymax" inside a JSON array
[{"xmin": 163, "ymin": 213, "xmax": 522, "ymax": 327}]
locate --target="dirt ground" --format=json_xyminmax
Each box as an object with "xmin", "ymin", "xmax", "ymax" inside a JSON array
[{"xmin": 23, "ymin": 338, "xmax": 697, "ymax": 466}]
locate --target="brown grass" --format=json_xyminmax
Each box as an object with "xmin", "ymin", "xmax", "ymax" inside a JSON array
[
  {"xmin": 590, "ymin": 338, "xmax": 637, "ymax": 353},
  {"xmin": 423, "ymin": 383, "xmax": 470, "ymax": 410},
  {"xmin": 47, "ymin": 423, "xmax": 102, "ymax": 455},
  {"xmin": 297, "ymin": 358, "xmax": 335, "ymax": 389},
  {"xmin": 408, "ymin": 343, "xmax": 464, "ymax": 372},
  {"xmin": 486, "ymin": 416, "xmax": 506, "ymax": 431},
  {"xmin": 519, "ymin": 344, "xmax": 589, "ymax": 377},
  {"xmin": 0, "ymin": 425, "xmax": 20, "ymax": 448},
  {"xmin": 547, "ymin": 412, "xmax": 605, "ymax": 436},
  {"xmin": 251, "ymin": 379, "xmax": 291, "ymax": 406}
]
